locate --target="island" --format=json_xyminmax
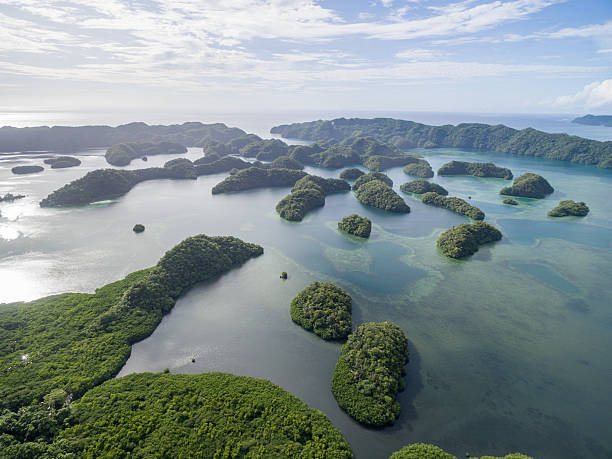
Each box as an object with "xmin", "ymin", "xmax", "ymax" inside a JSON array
[
  {"xmin": 352, "ymin": 172, "xmax": 393, "ymax": 191},
  {"xmin": 339, "ymin": 168, "xmax": 365, "ymax": 180},
  {"xmin": 548, "ymin": 200, "xmax": 589, "ymax": 217},
  {"xmin": 254, "ymin": 155, "xmax": 304, "ymax": 170},
  {"xmin": 193, "ymin": 155, "xmax": 251, "ymax": 174},
  {"xmin": 403, "ymin": 160, "xmax": 434, "ymax": 178},
  {"xmin": 0, "ymin": 193, "xmax": 25, "ymax": 202},
  {"xmin": 163, "ymin": 158, "xmax": 197, "ymax": 179},
  {"xmin": 133, "ymin": 224, "xmax": 145, "ymax": 233},
  {"xmin": 389, "ymin": 444, "xmax": 532, "ymax": 459},
  {"xmin": 290, "ymin": 282, "xmax": 352, "ymax": 340},
  {"xmin": 503, "ymin": 198, "xmax": 519, "ymax": 205},
  {"xmin": 276, "ymin": 175, "xmax": 350, "ymax": 221},
  {"xmin": 400, "ymin": 179, "xmax": 448, "ymax": 196},
  {"xmin": 338, "ymin": 214, "xmax": 372, "ymax": 238},
  {"xmin": 105, "ymin": 141, "xmax": 188, "ymax": 166},
  {"xmin": 437, "ymin": 221, "xmax": 502, "ymax": 258},
  {"xmin": 270, "ymin": 118, "xmax": 612, "ymax": 169},
  {"xmin": 421, "ymin": 192, "xmax": 484, "ymax": 220},
  {"xmin": 572, "ymin": 114, "xmax": 612, "ymax": 127},
  {"xmin": 211, "ymin": 167, "xmax": 307, "ymax": 194},
  {"xmin": 11, "ymin": 165, "xmax": 43, "ymax": 175},
  {"xmin": 362, "ymin": 154, "xmax": 422, "ymax": 172},
  {"xmin": 355, "ymin": 180, "xmax": 410, "ymax": 213},
  {"xmin": 500, "ymin": 173, "xmax": 554, "ymax": 198},
  {"xmin": 437, "ymin": 160, "xmax": 513, "ymax": 179},
  {"xmin": 331, "ymin": 322, "xmax": 409, "ymax": 427},
  {"xmin": 43, "ymin": 156, "xmax": 81, "ymax": 169}
]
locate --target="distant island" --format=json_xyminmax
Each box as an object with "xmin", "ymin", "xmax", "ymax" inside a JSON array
[
  {"xmin": 548, "ymin": 200, "xmax": 589, "ymax": 217},
  {"xmin": 105, "ymin": 141, "xmax": 187, "ymax": 166},
  {"xmin": 500, "ymin": 173, "xmax": 554, "ymax": 199},
  {"xmin": 400, "ymin": 179, "xmax": 448, "ymax": 196},
  {"xmin": 503, "ymin": 198, "xmax": 519, "ymax": 205},
  {"xmin": 290, "ymin": 282, "xmax": 352, "ymax": 340},
  {"xmin": 339, "ymin": 168, "xmax": 365, "ymax": 180},
  {"xmin": 572, "ymin": 114, "xmax": 612, "ymax": 127},
  {"xmin": 338, "ymin": 214, "xmax": 372, "ymax": 238},
  {"xmin": 437, "ymin": 221, "xmax": 502, "ymax": 258},
  {"xmin": 211, "ymin": 167, "xmax": 307, "ymax": 194},
  {"xmin": 43, "ymin": 156, "xmax": 81, "ymax": 169},
  {"xmin": 437, "ymin": 160, "xmax": 513, "ymax": 179},
  {"xmin": 11, "ymin": 165, "xmax": 44, "ymax": 175},
  {"xmin": 331, "ymin": 321, "xmax": 409, "ymax": 427},
  {"xmin": 403, "ymin": 160, "xmax": 434, "ymax": 178},
  {"xmin": 421, "ymin": 192, "xmax": 485, "ymax": 220},
  {"xmin": 0, "ymin": 193, "xmax": 25, "ymax": 202},
  {"xmin": 270, "ymin": 118, "xmax": 612, "ymax": 169}
]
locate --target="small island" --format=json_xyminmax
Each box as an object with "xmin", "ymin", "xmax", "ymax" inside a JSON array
[
  {"xmin": 503, "ymin": 198, "xmax": 519, "ymax": 205},
  {"xmin": 338, "ymin": 214, "xmax": 372, "ymax": 238},
  {"xmin": 355, "ymin": 179, "xmax": 410, "ymax": 213},
  {"xmin": 276, "ymin": 175, "xmax": 350, "ymax": 221},
  {"xmin": 421, "ymin": 192, "xmax": 484, "ymax": 220},
  {"xmin": 253, "ymin": 155, "xmax": 304, "ymax": 170},
  {"xmin": 43, "ymin": 156, "xmax": 81, "ymax": 169},
  {"xmin": 0, "ymin": 193, "xmax": 25, "ymax": 202},
  {"xmin": 193, "ymin": 155, "xmax": 251, "ymax": 174},
  {"xmin": 548, "ymin": 200, "xmax": 589, "ymax": 217},
  {"xmin": 437, "ymin": 221, "xmax": 502, "ymax": 258},
  {"xmin": 403, "ymin": 160, "xmax": 434, "ymax": 178},
  {"xmin": 438, "ymin": 160, "xmax": 513, "ymax": 179},
  {"xmin": 339, "ymin": 168, "xmax": 365, "ymax": 180},
  {"xmin": 290, "ymin": 282, "xmax": 352, "ymax": 340},
  {"xmin": 389, "ymin": 443, "xmax": 532, "ymax": 459},
  {"xmin": 211, "ymin": 167, "xmax": 307, "ymax": 194},
  {"xmin": 163, "ymin": 158, "xmax": 197, "ymax": 179},
  {"xmin": 363, "ymin": 154, "xmax": 422, "ymax": 172},
  {"xmin": 331, "ymin": 321, "xmax": 409, "ymax": 427},
  {"xmin": 400, "ymin": 179, "xmax": 448, "ymax": 196},
  {"xmin": 11, "ymin": 165, "xmax": 44, "ymax": 175},
  {"xmin": 352, "ymin": 172, "xmax": 393, "ymax": 191},
  {"xmin": 500, "ymin": 172, "xmax": 554, "ymax": 198},
  {"xmin": 572, "ymin": 114, "xmax": 612, "ymax": 127},
  {"xmin": 105, "ymin": 141, "xmax": 187, "ymax": 166},
  {"xmin": 133, "ymin": 224, "xmax": 145, "ymax": 233}
]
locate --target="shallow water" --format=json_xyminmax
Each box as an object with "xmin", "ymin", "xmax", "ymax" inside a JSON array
[{"xmin": 1, "ymin": 136, "xmax": 612, "ymax": 458}]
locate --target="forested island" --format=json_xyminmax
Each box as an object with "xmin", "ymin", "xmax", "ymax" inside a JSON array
[
  {"xmin": 0, "ymin": 193, "xmax": 25, "ymax": 202},
  {"xmin": 548, "ymin": 200, "xmax": 589, "ymax": 217},
  {"xmin": 437, "ymin": 160, "xmax": 513, "ymax": 179},
  {"xmin": 572, "ymin": 114, "xmax": 612, "ymax": 127},
  {"xmin": 338, "ymin": 214, "xmax": 372, "ymax": 238},
  {"xmin": 212, "ymin": 167, "xmax": 307, "ymax": 194},
  {"xmin": 500, "ymin": 173, "xmax": 554, "ymax": 199},
  {"xmin": 43, "ymin": 156, "xmax": 81, "ymax": 169},
  {"xmin": 331, "ymin": 322, "xmax": 409, "ymax": 427},
  {"xmin": 437, "ymin": 221, "xmax": 502, "ymax": 258},
  {"xmin": 389, "ymin": 444, "xmax": 531, "ymax": 459},
  {"xmin": 340, "ymin": 168, "xmax": 365, "ymax": 180},
  {"xmin": 290, "ymin": 282, "xmax": 352, "ymax": 340},
  {"xmin": 503, "ymin": 198, "xmax": 519, "ymax": 205},
  {"xmin": 11, "ymin": 165, "xmax": 43, "ymax": 175},
  {"xmin": 355, "ymin": 179, "xmax": 410, "ymax": 213},
  {"xmin": 270, "ymin": 118, "xmax": 612, "ymax": 168},
  {"xmin": 400, "ymin": 179, "xmax": 448, "ymax": 196},
  {"xmin": 276, "ymin": 175, "xmax": 350, "ymax": 221},
  {"xmin": 403, "ymin": 160, "xmax": 434, "ymax": 178},
  {"xmin": 421, "ymin": 192, "xmax": 485, "ymax": 220},
  {"xmin": 105, "ymin": 141, "xmax": 187, "ymax": 166},
  {"xmin": 362, "ymin": 154, "xmax": 422, "ymax": 172}
]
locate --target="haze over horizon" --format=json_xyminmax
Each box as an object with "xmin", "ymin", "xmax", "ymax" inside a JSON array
[{"xmin": 1, "ymin": 0, "xmax": 611, "ymax": 115}]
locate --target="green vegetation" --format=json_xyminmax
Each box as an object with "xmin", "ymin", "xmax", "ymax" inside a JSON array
[
  {"xmin": 290, "ymin": 282, "xmax": 352, "ymax": 340},
  {"xmin": 163, "ymin": 158, "xmax": 197, "ymax": 179},
  {"xmin": 438, "ymin": 160, "xmax": 513, "ymax": 179},
  {"xmin": 331, "ymin": 322, "xmax": 409, "ymax": 427},
  {"xmin": 272, "ymin": 118, "xmax": 612, "ymax": 168},
  {"xmin": 11, "ymin": 165, "xmax": 43, "ymax": 175},
  {"xmin": 240, "ymin": 138, "xmax": 289, "ymax": 161},
  {"xmin": 355, "ymin": 180, "xmax": 410, "ymax": 213},
  {"xmin": 263, "ymin": 155, "xmax": 304, "ymax": 170},
  {"xmin": 338, "ymin": 214, "xmax": 372, "ymax": 238},
  {"xmin": 353, "ymin": 172, "xmax": 393, "ymax": 191},
  {"xmin": 421, "ymin": 192, "xmax": 484, "ymax": 220},
  {"xmin": 400, "ymin": 179, "xmax": 448, "ymax": 196},
  {"xmin": 340, "ymin": 168, "xmax": 365, "ymax": 180},
  {"xmin": 500, "ymin": 173, "xmax": 554, "ymax": 198},
  {"xmin": 56, "ymin": 373, "xmax": 352, "ymax": 458},
  {"xmin": 194, "ymin": 155, "xmax": 251, "ymax": 175},
  {"xmin": 281, "ymin": 271, "xmax": 288, "ymax": 279},
  {"xmin": 105, "ymin": 141, "xmax": 187, "ymax": 166},
  {"xmin": 0, "ymin": 193, "xmax": 25, "ymax": 202},
  {"xmin": 548, "ymin": 200, "xmax": 589, "ymax": 217},
  {"xmin": 503, "ymin": 198, "xmax": 519, "ymax": 205},
  {"xmin": 437, "ymin": 221, "xmax": 502, "ymax": 259},
  {"xmin": 388, "ymin": 444, "xmax": 532, "ymax": 459},
  {"xmin": 363, "ymin": 154, "xmax": 422, "ymax": 172},
  {"xmin": 0, "ymin": 121, "xmax": 248, "ymax": 153},
  {"xmin": 201, "ymin": 139, "xmax": 230, "ymax": 157},
  {"xmin": 211, "ymin": 167, "xmax": 307, "ymax": 194},
  {"xmin": 0, "ymin": 235, "xmax": 263, "ymax": 411},
  {"xmin": 403, "ymin": 160, "xmax": 434, "ymax": 178},
  {"xmin": 572, "ymin": 114, "xmax": 612, "ymax": 127},
  {"xmin": 43, "ymin": 156, "xmax": 81, "ymax": 169},
  {"xmin": 276, "ymin": 175, "xmax": 350, "ymax": 221},
  {"xmin": 133, "ymin": 224, "xmax": 145, "ymax": 233}
]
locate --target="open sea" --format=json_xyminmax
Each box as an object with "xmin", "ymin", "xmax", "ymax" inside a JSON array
[{"xmin": 1, "ymin": 110, "xmax": 611, "ymax": 458}]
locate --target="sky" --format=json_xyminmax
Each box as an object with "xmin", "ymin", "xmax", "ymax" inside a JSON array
[{"xmin": 0, "ymin": 0, "xmax": 611, "ymax": 115}]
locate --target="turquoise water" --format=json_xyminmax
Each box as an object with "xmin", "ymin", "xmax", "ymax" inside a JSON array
[{"xmin": 1, "ymin": 132, "xmax": 612, "ymax": 457}]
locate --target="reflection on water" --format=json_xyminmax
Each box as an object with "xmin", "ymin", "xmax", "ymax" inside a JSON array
[{"xmin": 1, "ymin": 143, "xmax": 612, "ymax": 459}]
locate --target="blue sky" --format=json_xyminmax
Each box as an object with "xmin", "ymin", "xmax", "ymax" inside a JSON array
[{"xmin": 0, "ymin": 0, "xmax": 610, "ymax": 114}]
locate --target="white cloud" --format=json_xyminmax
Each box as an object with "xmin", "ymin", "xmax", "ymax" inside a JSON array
[
  {"xmin": 553, "ymin": 79, "xmax": 612, "ymax": 109},
  {"xmin": 395, "ymin": 48, "xmax": 442, "ymax": 60}
]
